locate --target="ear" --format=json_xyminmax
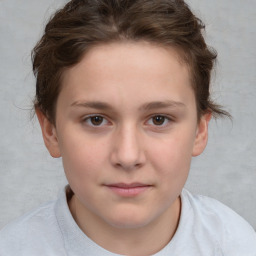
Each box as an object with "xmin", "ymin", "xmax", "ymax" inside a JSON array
[
  {"xmin": 192, "ymin": 112, "xmax": 212, "ymax": 157},
  {"xmin": 36, "ymin": 109, "xmax": 61, "ymax": 158}
]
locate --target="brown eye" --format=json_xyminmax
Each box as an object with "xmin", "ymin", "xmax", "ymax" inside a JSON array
[
  {"xmin": 90, "ymin": 116, "xmax": 104, "ymax": 126},
  {"xmin": 152, "ymin": 116, "xmax": 166, "ymax": 125},
  {"xmin": 83, "ymin": 115, "xmax": 110, "ymax": 128}
]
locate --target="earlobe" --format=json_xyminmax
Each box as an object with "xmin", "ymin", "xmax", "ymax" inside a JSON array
[
  {"xmin": 192, "ymin": 112, "xmax": 212, "ymax": 157},
  {"xmin": 36, "ymin": 109, "xmax": 61, "ymax": 158}
]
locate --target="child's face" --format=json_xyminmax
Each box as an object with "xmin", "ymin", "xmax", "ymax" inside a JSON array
[{"xmin": 39, "ymin": 41, "xmax": 210, "ymax": 230}]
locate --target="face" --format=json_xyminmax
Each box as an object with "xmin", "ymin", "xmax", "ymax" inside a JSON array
[{"xmin": 38, "ymin": 41, "xmax": 210, "ymax": 231}]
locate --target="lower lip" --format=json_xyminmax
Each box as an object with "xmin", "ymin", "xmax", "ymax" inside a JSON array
[{"xmin": 106, "ymin": 186, "xmax": 151, "ymax": 197}]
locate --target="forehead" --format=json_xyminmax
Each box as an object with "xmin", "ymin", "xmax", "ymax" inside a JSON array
[{"xmin": 59, "ymin": 41, "xmax": 195, "ymax": 111}]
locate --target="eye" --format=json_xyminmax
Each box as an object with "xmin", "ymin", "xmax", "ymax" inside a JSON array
[
  {"xmin": 83, "ymin": 115, "xmax": 108, "ymax": 127},
  {"xmin": 147, "ymin": 115, "xmax": 170, "ymax": 126}
]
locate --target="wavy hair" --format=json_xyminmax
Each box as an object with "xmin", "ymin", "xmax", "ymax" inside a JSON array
[{"xmin": 32, "ymin": 0, "xmax": 230, "ymax": 123}]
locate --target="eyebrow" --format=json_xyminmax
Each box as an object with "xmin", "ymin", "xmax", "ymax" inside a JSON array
[
  {"xmin": 139, "ymin": 100, "xmax": 186, "ymax": 111},
  {"xmin": 71, "ymin": 101, "xmax": 113, "ymax": 110},
  {"xmin": 70, "ymin": 100, "xmax": 186, "ymax": 111}
]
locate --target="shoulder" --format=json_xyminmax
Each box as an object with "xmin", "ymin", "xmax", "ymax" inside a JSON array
[
  {"xmin": 181, "ymin": 189, "xmax": 256, "ymax": 255},
  {"xmin": 0, "ymin": 199, "xmax": 66, "ymax": 256}
]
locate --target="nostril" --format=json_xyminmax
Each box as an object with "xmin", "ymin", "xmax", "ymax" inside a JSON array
[{"xmin": 112, "ymin": 155, "xmax": 145, "ymax": 171}]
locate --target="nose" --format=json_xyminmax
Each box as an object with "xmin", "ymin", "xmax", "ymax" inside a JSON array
[{"xmin": 110, "ymin": 124, "xmax": 146, "ymax": 171}]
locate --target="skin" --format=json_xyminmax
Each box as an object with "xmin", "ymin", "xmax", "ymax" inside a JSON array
[{"xmin": 37, "ymin": 41, "xmax": 211, "ymax": 255}]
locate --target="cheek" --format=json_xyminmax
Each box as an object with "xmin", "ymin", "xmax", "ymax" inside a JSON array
[
  {"xmin": 149, "ymin": 130, "xmax": 195, "ymax": 178},
  {"xmin": 59, "ymin": 135, "xmax": 109, "ymax": 183}
]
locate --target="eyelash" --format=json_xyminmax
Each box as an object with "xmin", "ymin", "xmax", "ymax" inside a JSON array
[{"xmin": 82, "ymin": 114, "xmax": 173, "ymax": 128}]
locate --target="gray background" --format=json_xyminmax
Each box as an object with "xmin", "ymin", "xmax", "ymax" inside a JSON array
[{"xmin": 0, "ymin": 0, "xmax": 255, "ymax": 230}]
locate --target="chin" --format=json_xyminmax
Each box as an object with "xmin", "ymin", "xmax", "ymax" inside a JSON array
[{"xmin": 104, "ymin": 211, "xmax": 155, "ymax": 229}]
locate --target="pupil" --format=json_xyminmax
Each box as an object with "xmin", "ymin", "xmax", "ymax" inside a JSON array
[
  {"xmin": 153, "ymin": 116, "xmax": 165, "ymax": 125},
  {"xmin": 91, "ymin": 116, "xmax": 103, "ymax": 125}
]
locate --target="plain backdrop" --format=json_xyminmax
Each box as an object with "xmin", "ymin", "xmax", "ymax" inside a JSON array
[{"xmin": 0, "ymin": 0, "xmax": 255, "ymax": 230}]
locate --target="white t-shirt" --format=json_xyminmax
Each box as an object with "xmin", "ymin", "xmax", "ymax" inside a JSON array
[{"xmin": 0, "ymin": 187, "xmax": 255, "ymax": 256}]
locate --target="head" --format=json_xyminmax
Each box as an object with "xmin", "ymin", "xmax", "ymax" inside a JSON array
[
  {"xmin": 33, "ymin": 0, "xmax": 228, "ymax": 124},
  {"xmin": 32, "ymin": 0, "xmax": 229, "ymax": 252}
]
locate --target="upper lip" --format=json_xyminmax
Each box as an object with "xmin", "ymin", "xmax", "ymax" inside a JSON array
[{"xmin": 105, "ymin": 183, "xmax": 152, "ymax": 188}]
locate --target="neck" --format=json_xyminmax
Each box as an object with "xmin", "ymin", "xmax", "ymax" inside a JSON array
[{"xmin": 69, "ymin": 195, "xmax": 181, "ymax": 255}]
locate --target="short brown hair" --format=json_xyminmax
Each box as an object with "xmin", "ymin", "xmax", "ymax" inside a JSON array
[{"xmin": 32, "ymin": 0, "xmax": 230, "ymax": 123}]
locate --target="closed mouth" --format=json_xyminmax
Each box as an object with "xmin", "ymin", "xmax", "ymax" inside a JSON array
[
  {"xmin": 106, "ymin": 183, "xmax": 152, "ymax": 188},
  {"xmin": 104, "ymin": 183, "xmax": 153, "ymax": 197}
]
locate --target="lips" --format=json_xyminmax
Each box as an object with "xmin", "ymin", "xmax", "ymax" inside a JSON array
[{"xmin": 104, "ymin": 183, "xmax": 152, "ymax": 197}]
